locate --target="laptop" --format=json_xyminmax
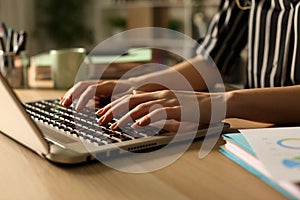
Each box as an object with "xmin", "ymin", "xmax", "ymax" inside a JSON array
[{"xmin": 0, "ymin": 72, "xmax": 228, "ymax": 164}]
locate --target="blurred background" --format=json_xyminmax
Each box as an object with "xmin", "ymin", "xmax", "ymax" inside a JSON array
[{"xmin": 0, "ymin": 0, "xmax": 219, "ymax": 55}]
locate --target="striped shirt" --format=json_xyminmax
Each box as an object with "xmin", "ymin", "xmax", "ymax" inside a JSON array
[{"xmin": 197, "ymin": 0, "xmax": 300, "ymax": 88}]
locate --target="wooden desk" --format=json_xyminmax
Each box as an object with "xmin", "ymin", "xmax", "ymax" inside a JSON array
[{"xmin": 0, "ymin": 89, "xmax": 285, "ymax": 200}]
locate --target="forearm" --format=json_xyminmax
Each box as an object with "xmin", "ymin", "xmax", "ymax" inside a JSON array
[
  {"xmin": 128, "ymin": 55, "xmax": 220, "ymax": 92},
  {"xmin": 226, "ymin": 85, "xmax": 300, "ymax": 124}
]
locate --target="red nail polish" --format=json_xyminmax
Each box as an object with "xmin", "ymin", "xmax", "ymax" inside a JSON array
[
  {"xmin": 96, "ymin": 108, "xmax": 103, "ymax": 115},
  {"xmin": 110, "ymin": 123, "xmax": 118, "ymax": 130},
  {"xmin": 98, "ymin": 116, "xmax": 105, "ymax": 124}
]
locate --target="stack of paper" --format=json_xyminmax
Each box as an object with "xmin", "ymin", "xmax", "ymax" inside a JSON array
[{"xmin": 220, "ymin": 128, "xmax": 300, "ymax": 199}]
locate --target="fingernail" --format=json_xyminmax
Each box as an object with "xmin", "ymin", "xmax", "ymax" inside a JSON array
[
  {"xmin": 131, "ymin": 123, "xmax": 138, "ymax": 129},
  {"xmin": 131, "ymin": 121, "xmax": 141, "ymax": 129},
  {"xmin": 59, "ymin": 97, "xmax": 65, "ymax": 104},
  {"xmin": 95, "ymin": 108, "xmax": 103, "ymax": 115},
  {"xmin": 110, "ymin": 122, "xmax": 118, "ymax": 130},
  {"xmin": 98, "ymin": 116, "xmax": 105, "ymax": 124},
  {"xmin": 75, "ymin": 105, "xmax": 80, "ymax": 111}
]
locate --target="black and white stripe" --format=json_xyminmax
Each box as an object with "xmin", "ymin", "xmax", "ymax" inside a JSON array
[
  {"xmin": 290, "ymin": 2, "xmax": 300, "ymax": 84},
  {"xmin": 197, "ymin": 0, "xmax": 300, "ymax": 88}
]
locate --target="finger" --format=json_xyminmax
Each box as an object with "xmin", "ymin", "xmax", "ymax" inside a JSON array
[
  {"xmin": 76, "ymin": 80, "xmax": 132, "ymax": 110},
  {"xmin": 110, "ymin": 99, "xmax": 166, "ymax": 130},
  {"xmin": 106, "ymin": 90, "xmax": 176, "ymax": 118},
  {"xmin": 97, "ymin": 95, "xmax": 131, "ymax": 124},
  {"xmin": 75, "ymin": 84, "xmax": 100, "ymax": 110},
  {"xmin": 96, "ymin": 95, "xmax": 126, "ymax": 115},
  {"xmin": 132, "ymin": 106, "xmax": 181, "ymax": 128},
  {"xmin": 60, "ymin": 80, "xmax": 97, "ymax": 107},
  {"xmin": 60, "ymin": 83, "xmax": 84, "ymax": 107},
  {"xmin": 101, "ymin": 92, "xmax": 158, "ymax": 119},
  {"xmin": 99, "ymin": 91, "xmax": 177, "ymax": 126}
]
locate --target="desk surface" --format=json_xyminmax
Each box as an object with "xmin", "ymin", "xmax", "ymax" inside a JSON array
[{"xmin": 0, "ymin": 89, "xmax": 285, "ymax": 200}]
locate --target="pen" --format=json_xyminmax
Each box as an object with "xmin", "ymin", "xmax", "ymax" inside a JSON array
[
  {"xmin": 13, "ymin": 31, "xmax": 19, "ymax": 53},
  {"xmin": 0, "ymin": 37, "xmax": 5, "ymax": 51},
  {"xmin": 0, "ymin": 26, "xmax": 6, "ymax": 51},
  {"xmin": 1, "ymin": 22, "xmax": 8, "ymax": 38},
  {"xmin": 6, "ymin": 28, "xmax": 13, "ymax": 52},
  {"xmin": 16, "ymin": 30, "xmax": 27, "ymax": 54}
]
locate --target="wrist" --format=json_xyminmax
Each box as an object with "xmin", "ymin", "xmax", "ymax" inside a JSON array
[{"xmin": 225, "ymin": 90, "xmax": 241, "ymax": 119}]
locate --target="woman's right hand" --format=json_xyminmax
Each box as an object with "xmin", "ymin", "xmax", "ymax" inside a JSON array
[{"xmin": 60, "ymin": 79, "xmax": 136, "ymax": 110}]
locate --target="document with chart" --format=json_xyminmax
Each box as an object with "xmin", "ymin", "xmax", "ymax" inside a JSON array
[{"xmin": 240, "ymin": 127, "xmax": 300, "ymax": 182}]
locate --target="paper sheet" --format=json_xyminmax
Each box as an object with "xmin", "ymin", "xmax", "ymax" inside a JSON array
[{"xmin": 240, "ymin": 127, "xmax": 300, "ymax": 182}]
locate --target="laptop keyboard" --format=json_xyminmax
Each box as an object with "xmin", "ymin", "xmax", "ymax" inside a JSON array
[{"xmin": 23, "ymin": 99, "xmax": 163, "ymax": 146}]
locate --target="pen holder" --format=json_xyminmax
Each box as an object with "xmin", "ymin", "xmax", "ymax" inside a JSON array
[{"xmin": 0, "ymin": 51, "xmax": 29, "ymax": 88}]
